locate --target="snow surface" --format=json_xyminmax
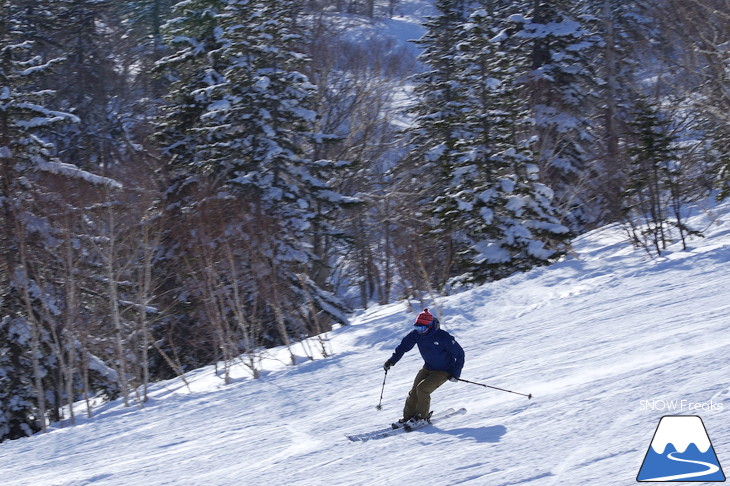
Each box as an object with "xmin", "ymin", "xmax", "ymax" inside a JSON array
[{"xmin": 1, "ymin": 201, "xmax": 728, "ymax": 485}]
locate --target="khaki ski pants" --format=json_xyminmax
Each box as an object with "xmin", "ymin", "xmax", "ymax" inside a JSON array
[{"xmin": 403, "ymin": 368, "xmax": 449, "ymax": 419}]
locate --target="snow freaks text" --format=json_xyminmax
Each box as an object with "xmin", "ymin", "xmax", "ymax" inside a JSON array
[{"xmin": 640, "ymin": 399, "xmax": 724, "ymax": 412}]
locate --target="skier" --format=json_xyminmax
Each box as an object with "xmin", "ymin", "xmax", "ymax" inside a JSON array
[{"xmin": 383, "ymin": 308, "xmax": 465, "ymax": 429}]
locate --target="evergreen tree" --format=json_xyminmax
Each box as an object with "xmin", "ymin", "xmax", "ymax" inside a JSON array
[
  {"xmin": 220, "ymin": 0, "xmax": 351, "ymax": 331},
  {"xmin": 117, "ymin": 0, "xmax": 177, "ymax": 104},
  {"xmin": 514, "ymin": 0, "xmax": 598, "ymax": 229},
  {"xmin": 398, "ymin": 1, "xmax": 571, "ymax": 287},
  {"xmin": 1, "ymin": 0, "xmax": 127, "ymax": 439},
  {"xmin": 119, "ymin": 0, "xmax": 175, "ymax": 48},
  {"xmin": 580, "ymin": 0, "xmax": 646, "ymax": 221},
  {"xmin": 38, "ymin": 0, "xmax": 127, "ymax": 171},
  {"xmin": 0, "ymin": 316, "xmax": 38, "ymax": 441},
  {"xmin": 395, "ymin": 0, "xmax": 473, "ymax": 292},
  {"xmin": 155, "ymin": 0, "xmax": 349, "ymax": 370},
  {"xmin": 407, "ymin": 0, "xmax": 472, "ymax": 173},
  {"xmin": 622, "ymin": 98, "xmax": 701, "ymax": 255},
  {"xmin": 0, "ymin": 0, "xmax": 75, "ymax": 440},
  {"xmin": 443, "ymin": 5, "xmax": 571, "ymax": 284}
]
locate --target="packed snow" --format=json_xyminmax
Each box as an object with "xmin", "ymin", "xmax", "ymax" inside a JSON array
[{"xmin": 0, "ymin": 200, "xmax": 728, "ymax": 485}]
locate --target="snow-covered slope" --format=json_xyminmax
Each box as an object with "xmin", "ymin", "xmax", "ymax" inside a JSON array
[{"xmin": 1, "ymin": 201, "xmax": 728, "ymax": 485}]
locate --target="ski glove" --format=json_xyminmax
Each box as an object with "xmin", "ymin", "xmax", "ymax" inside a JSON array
[
  {"xmin": 383, "ymin": 360, "xmax": 393, "ymax": 371},
  {"xmin": 449, "ymin": 376, "xmax": 459, "ymax": 383}
]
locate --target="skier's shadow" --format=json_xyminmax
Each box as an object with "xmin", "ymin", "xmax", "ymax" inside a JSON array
[{"xmin": 438, "ymin": 424, "xmax": 507, "ymax": 443}]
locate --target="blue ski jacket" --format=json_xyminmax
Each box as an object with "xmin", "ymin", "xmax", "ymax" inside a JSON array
[{"xmin": 389, "ymin": 327, "xmax": 465, "ymax": 378}]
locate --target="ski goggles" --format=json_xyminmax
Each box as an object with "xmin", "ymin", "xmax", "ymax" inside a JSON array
[{"xmin": 414, "ymin": 324, "xmax": 430, "ymax": 334}]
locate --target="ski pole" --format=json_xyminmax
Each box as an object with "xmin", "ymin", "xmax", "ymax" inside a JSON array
[
  {"xmin": 458, "ymin": 378, "xmax": 532, "ymax": 400},
  {"xmin": 376, "ymin": 369, "xmax": 388, "ymax": 410}
]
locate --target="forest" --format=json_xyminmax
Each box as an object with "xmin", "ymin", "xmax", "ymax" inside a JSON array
[{"xmin": 0, "ymin": 0, "xmax": 728, "ymax": 442}]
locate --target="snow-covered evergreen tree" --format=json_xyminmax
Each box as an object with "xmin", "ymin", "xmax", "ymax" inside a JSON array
[
  {"xmin": 510, "ymin": 0, "xmax": 598, "ymax": 229},
  {"xmin": 36, "ymin": 0, "xmax": 127, "ymax": 170},
  {"xmin": 394, "ymin": 0, "xmax": 473, "ymax": 291},
  {"xmin": 0, "ymin": 316, "xmax": 38, "ymax": 441},
  {"xmin": 580, "ymin": 0, "xmax": 647, "ymax": 221},
  {"xmin": 0, "ymin": 0, "xmax": 129, "ymax": 439},
  {"xmin": 155, "ymin": 0, "xmax": 349, "ymax": 366},
  {"xmin": 117, "ymin": 0, "xmax": 176, "ymax": 105},
  {"xmin": 119, "ymin": 0, "xmax": 175, "ymax": 47},
  {"xmin": 0, "ymin": 0, "xmax": 76, "ymax": 440},
  {"xmin": 407, "ymin": 0, "xmax": 472, "ymax": 177},
  {"xmin": 444, "ymin": 5, "xmax": 571, "ymax": 283},
  {"xmin": 399, "ymin": 1, "xmax": 571, "ymax": 286},
  {"xmin": 220, "ymin": 0, "xmax": 352, "ymax": 330}
]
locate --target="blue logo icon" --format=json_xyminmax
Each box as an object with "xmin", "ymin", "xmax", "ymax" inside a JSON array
[{"xmin": 637, "ymin": 415, "xmax": 725, "ymax": 482}]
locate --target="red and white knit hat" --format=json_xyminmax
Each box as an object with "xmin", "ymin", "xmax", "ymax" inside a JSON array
[{"xmin": 414, "ymin": 308, "xmax": 434, "ymax": 326}]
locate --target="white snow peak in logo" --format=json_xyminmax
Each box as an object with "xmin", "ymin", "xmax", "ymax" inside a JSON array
[{"xmin": 637, "ymin": 415, "xmax": 726, "ymax": 482}]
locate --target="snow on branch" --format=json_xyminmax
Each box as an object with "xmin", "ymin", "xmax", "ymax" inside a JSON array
[
  {"xmin": 35, "ymin": 159, "xmax": 123, "ymax": 189},
  {"xmin": 17, "ymin": 102, "xmax": 81, "ymax": 125}
]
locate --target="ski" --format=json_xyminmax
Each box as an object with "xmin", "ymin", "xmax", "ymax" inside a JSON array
[{"xmin": 346, "ymin": 407, "xmax": 466, "ymax": 442}]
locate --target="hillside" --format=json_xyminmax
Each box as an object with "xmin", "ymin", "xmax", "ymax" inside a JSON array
[{"xmin": 1, "ymin": 200, "xmax": 728, "ymax": 485}]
